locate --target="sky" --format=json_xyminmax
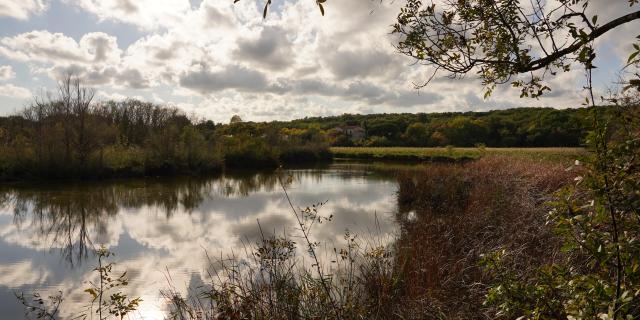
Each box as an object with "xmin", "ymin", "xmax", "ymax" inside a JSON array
[{"xmin": 0, "ymin": 0, "xmax": 638, "ymax": 123}]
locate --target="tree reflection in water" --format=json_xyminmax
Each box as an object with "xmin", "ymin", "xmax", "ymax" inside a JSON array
[{"xmin": 0, "ymin": 170, "xmax": 334, "ymax": 267}]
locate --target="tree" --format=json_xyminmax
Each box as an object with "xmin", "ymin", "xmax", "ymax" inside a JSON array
[
  {"xmin": 404, "ymin": 122, "xmax": 430, "ymax": 146},
  {"xmin": 444, "ymin": 116, "xmax": 488, "ymax": 146},
  {"xmin": 230, "ymin": 115, "xmax": 243, "ymax": 124},
  {"xmin": 393, "ymin": 0, "xmax": 640, "ymax": 97}
]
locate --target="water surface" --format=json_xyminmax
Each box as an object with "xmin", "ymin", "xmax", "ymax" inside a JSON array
[{"xmin": 0, "ymin": 162, "xmax": 401, "ymax": 319}]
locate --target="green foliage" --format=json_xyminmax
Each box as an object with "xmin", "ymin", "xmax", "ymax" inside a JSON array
[
  {"xmin": 283, "ymin": 107, "xmax": 603, "ymax": 148},
  {"xmin": 101, "ymin": 145, "xmax": 146, "ymax": 175},
  {"xmin": 223, "ymin": 134, "xmax": 281, "ymax": 168},
  {"xmin": 88, "ymin": 247, "xmax": 142, "ymax": 320},
  {"xmin": 220, "ymin": 123, "xmax": 332, "ymax": 168},
  {"xmin": 403, "ymin": 122, "xmax": 430, "ymax": 146}
]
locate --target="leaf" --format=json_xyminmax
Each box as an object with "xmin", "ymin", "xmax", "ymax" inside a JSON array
[
  {"xmin": 84, "ymin": 288, "xmax": 98, "ymax": 300},
  {"xmin": 628, "ymin": 51, "xmax": 639, "ymax": 63}
]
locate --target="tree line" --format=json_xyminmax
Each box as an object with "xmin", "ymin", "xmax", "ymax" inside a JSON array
[{"xmin": 282, "ymin": 107, "xmax": 605, "ymax": 148}]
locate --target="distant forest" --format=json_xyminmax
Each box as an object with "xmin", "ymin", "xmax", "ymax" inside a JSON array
[{"xmin": 275, "ymin": 106, "xmax": 600, "ymax": 147}]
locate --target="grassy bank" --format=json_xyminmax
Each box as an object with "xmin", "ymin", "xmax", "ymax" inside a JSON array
[{"xmin": 331, "ymin": 146, "xmax": 587, "ymax": 163}]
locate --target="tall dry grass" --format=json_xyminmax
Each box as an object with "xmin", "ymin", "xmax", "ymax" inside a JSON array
[{"xmin": 394, "ymin": 156, "xmax": 576, "ymax": 318}]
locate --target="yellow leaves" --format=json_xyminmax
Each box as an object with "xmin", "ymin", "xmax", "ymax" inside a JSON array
[{"xmin": 84, "ymin": 288, "xmax": 98, "ymax": 301}]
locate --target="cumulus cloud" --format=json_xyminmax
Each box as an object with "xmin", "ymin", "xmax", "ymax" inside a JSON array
[
  {"xmin": 0, "ymin": 84, "xmax": 31, "ymax": 99},
  {"xmin": 0, "ymin": 65, "xmax": 15, "ymax": 80},
  {"xmin": 200, "ymin": 2, "xmax": 234, "ymax": 28},
  {"xmin": 271, "ymin": 78, "xmax": 443, "ymax": 108},
  {"xmin": 79, "ymin": 33, "xmax": 122, "ymax": 63},
  {"xmin": 0, "ymin": 31, "xmax": 121, "ymax": 65},
  {"xmin": 324, "ymin": 49, "xmax": 402, "ymax": 80},
  {"xmin": 0, "ymin": 0, "xmax": 48, "ymax": 20},
  {"xmin": 44, "ymin": 64, "xmax": 150, "ymax": 89},
  {"xmin": 67, "ymin": 0, "xmax": 191, "ymax": 30},
  {"xmin": 0, "ymin": 31, "xmax": 157, "ymax": 89},
  {"xmin": 179, "ymin": 64, "xmax": 269, "ymax": 94},
  {"xmin": 234, "ymin": 26, "xmax": 295, "ymax": 71}
]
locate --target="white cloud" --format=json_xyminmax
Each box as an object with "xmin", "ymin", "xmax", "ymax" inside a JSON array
[
  {"xmin": 0, "ymin": 0, "xmax": 48, "ymax": 20},
  {"xmin": 0, "ymin": 31, "xmax": 121, "ymax": 65},
  {"xmin": 67, "ymin": 0, "xmax": 191, "ymax": 30},
  {"xmin": 179, "ymin": 63, "xmax": 269, "ymax": 94},
  {"xmin": 234, "ymin": 26, "xmax": 295, "ymax": 71},
  {"xmin": 324, "ymin": 49, "xmax": 404, "ymax": 80},
  {"xmin": 0, "ymin": 65, "xmax": 15, "ymax": 80},
  {"xmin": 0, "ymin": 31, "xmax": 157, "ymax": 90},
  {"xmin": 97, "ymin": 90, "xmax": 128, "ymax": 101},
  {"xmin": 0, "ymin": 84, "xmax": 31, "ymax": 99}
]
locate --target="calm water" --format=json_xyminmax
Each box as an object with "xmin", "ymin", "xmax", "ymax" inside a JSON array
[{"xmin": 0, "ymin": 162, "xmax": 401, "ymax": 319}]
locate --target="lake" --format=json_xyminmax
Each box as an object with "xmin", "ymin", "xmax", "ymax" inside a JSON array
[{"xmin": 0, "ymin": 162, "xmax": 402, "ymax": 319}]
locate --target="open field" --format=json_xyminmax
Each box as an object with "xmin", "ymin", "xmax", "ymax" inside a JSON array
[{"xmin": 330, "ymin": 147, "xmax": 588, "ymax": 163}]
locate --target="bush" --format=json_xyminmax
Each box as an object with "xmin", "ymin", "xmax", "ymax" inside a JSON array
[
  {"xmin": 224, "ymin": 138, "xmax": 280, "ymax": 168},
  {"xmin": 102, "ymin": 145, "xmax": 146, "ymax": 176}
]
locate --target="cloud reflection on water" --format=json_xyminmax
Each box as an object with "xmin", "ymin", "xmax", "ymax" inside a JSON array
[{"xmin": 0, "ymin": 164, "xmax": 399, "ymax": 319}]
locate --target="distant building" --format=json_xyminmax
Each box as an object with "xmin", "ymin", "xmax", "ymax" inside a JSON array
[{"xmin": 335, "ymin": 125, "xmax": 366, "ymax": 142}]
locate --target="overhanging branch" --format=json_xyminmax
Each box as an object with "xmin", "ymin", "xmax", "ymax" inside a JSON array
[{"xmin": 524, "ymin": 10, "xmax": 640, "ymax": 72}]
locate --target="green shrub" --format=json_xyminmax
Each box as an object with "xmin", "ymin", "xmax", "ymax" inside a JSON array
[{"xmin": 102, "ymin": 145, "xmax": 146, "ymax": 175}]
